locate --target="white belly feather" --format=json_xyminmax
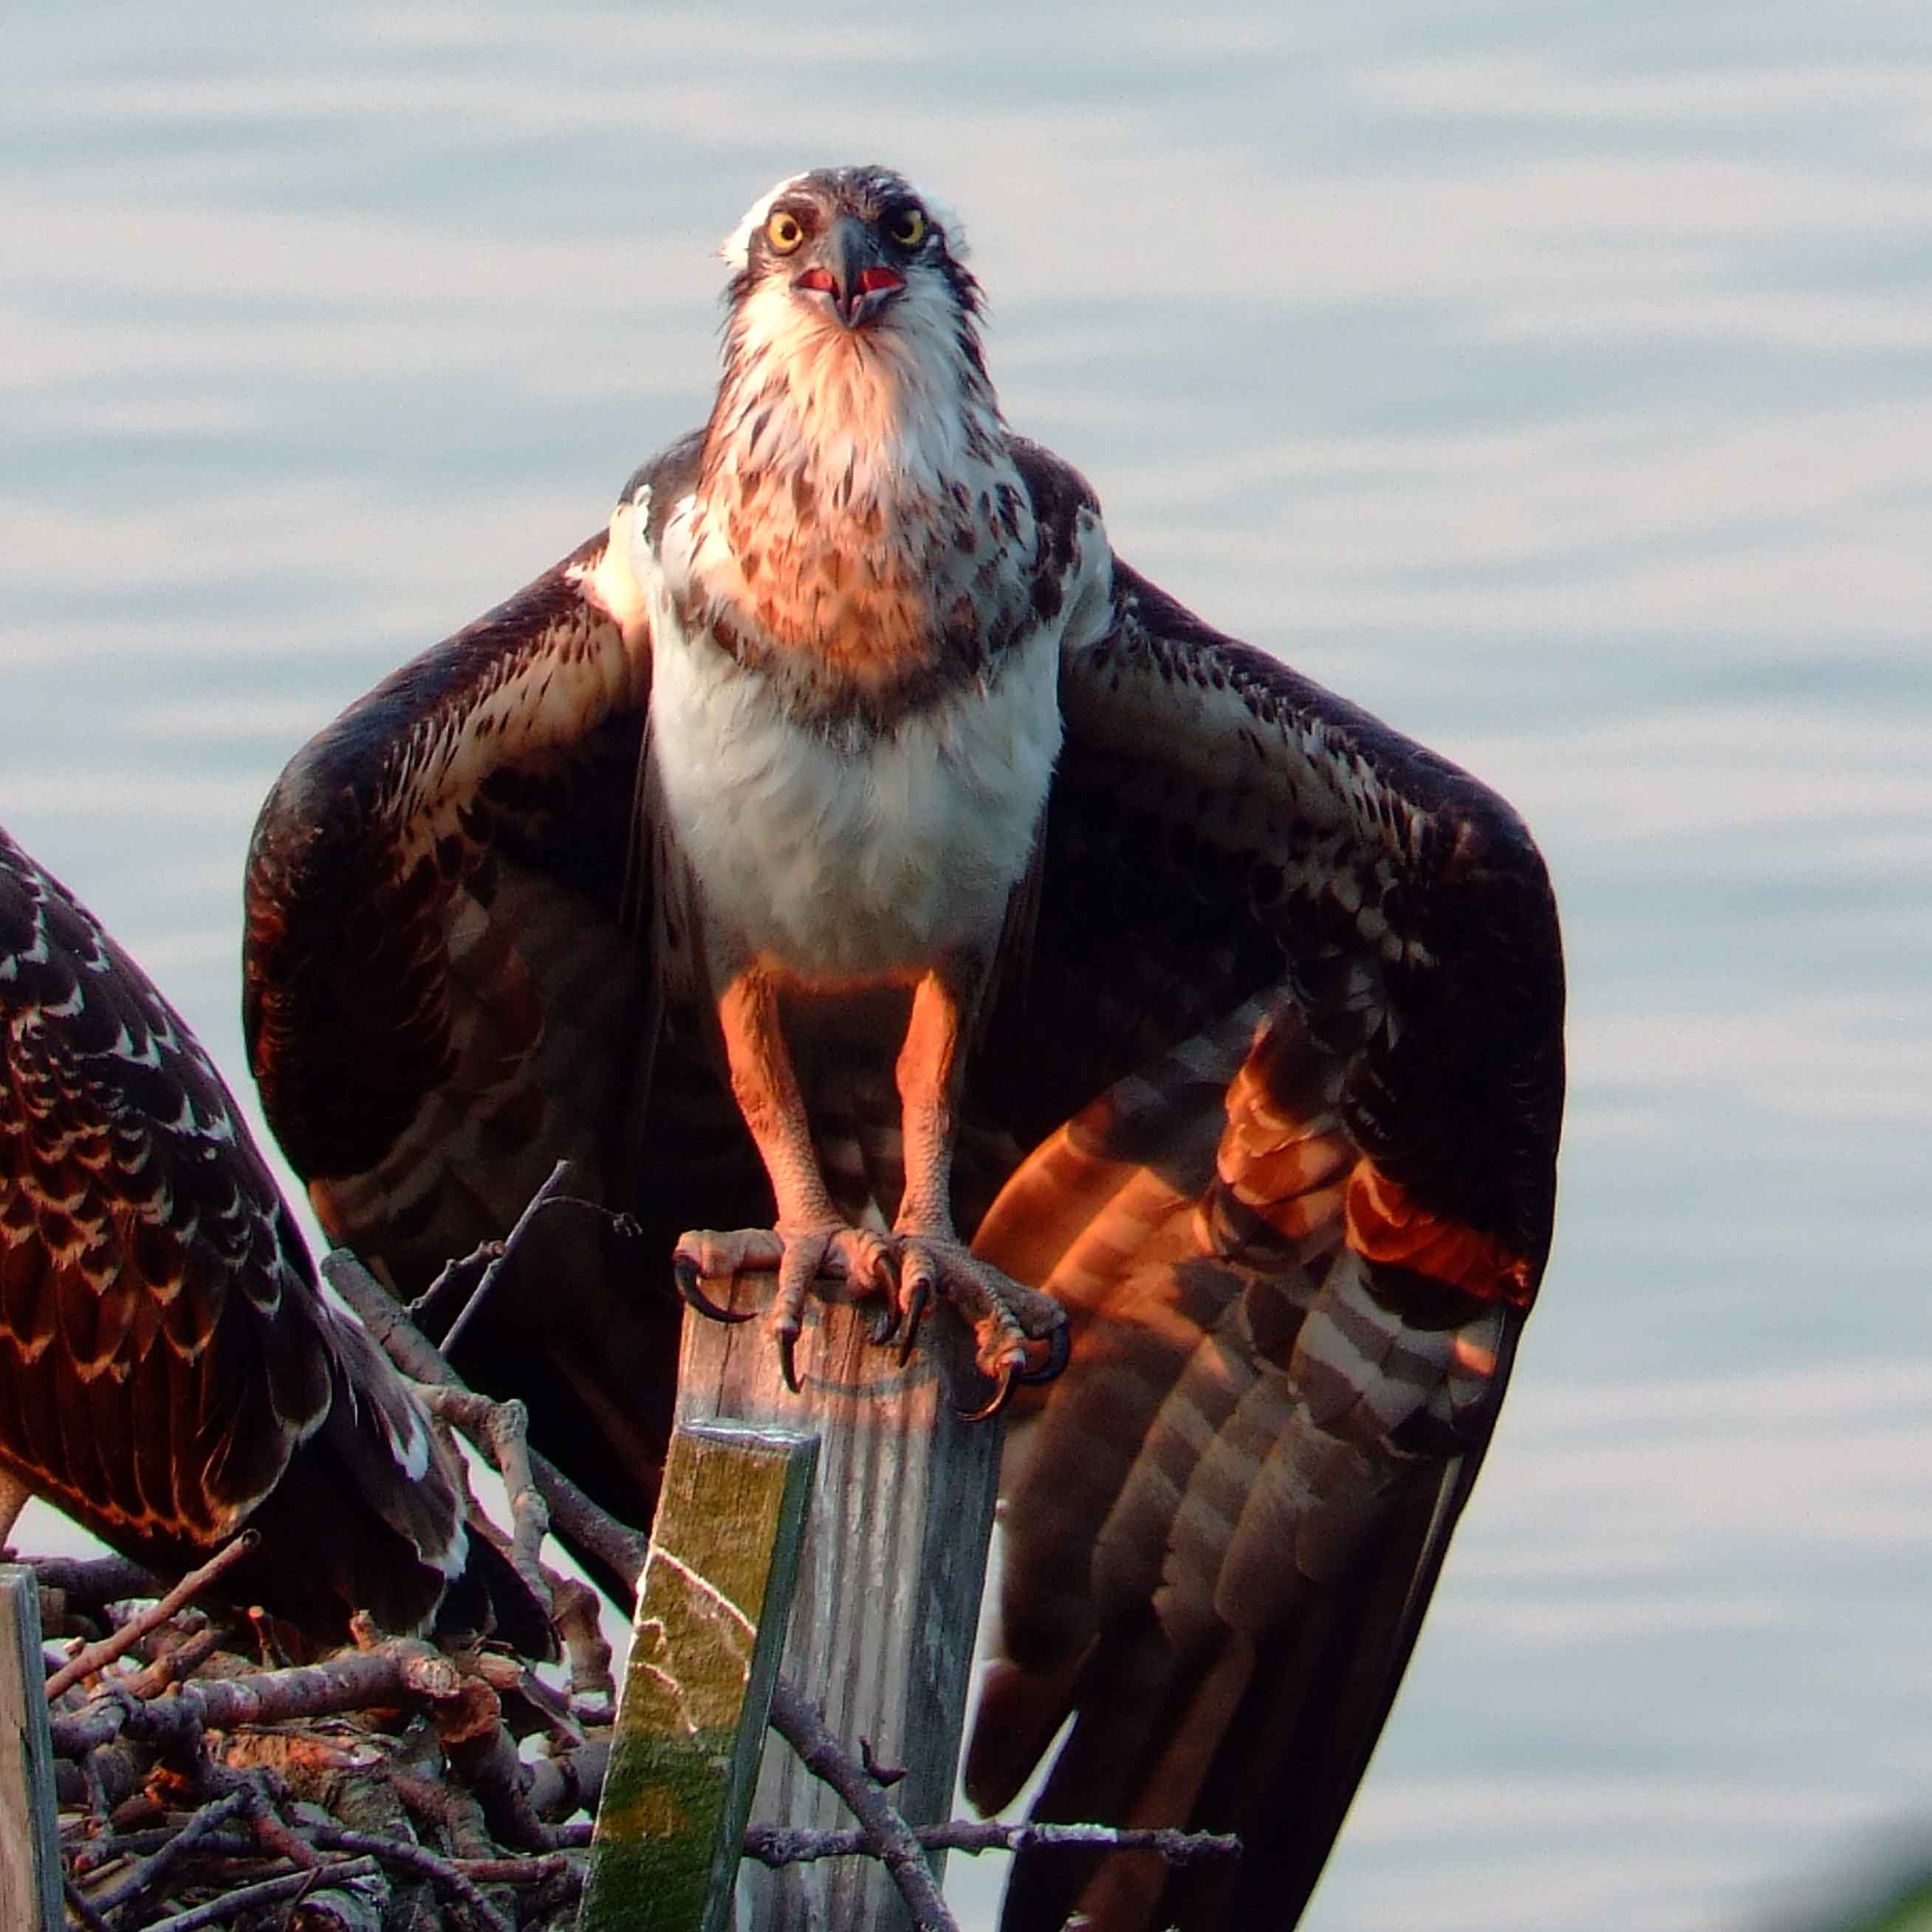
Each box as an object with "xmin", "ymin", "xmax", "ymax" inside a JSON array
[{"xmin": 645, "ymin": 593, "xmax": 1063, "ymax": 981}]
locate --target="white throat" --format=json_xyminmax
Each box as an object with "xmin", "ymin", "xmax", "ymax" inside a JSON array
[{"xmin": 705, "ymin": 274, "xmax": 1003, "ymax": 524}]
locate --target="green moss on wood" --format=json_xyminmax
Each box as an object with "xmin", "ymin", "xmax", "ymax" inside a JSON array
[{"xmin": 578, "ymin": 1423, "xmax": 816, "ymax": 1932}]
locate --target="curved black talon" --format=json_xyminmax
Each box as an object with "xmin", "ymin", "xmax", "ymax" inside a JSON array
[
  {"xmin": 778, "ymin": 1326, "xmax": 802, "ymax": 1395},
  {"xmin": 896, "ymin": 1276, "xmax": 932, "ymax": 1367},
  {"xmin": 869, "ymin": 1303, "xmax": 900, "ymax": 1347},
  {"xmin": 955, "ymin": 1357, "xmax": 1018, "ymax": 1425},
  {"xmin": 1014, "ymin": 1320, "xmax": 1071, "ymax": 1386},
  {"xmin": 674, "ymin": 1253, "xmax": 753, "ymax": 1324}
]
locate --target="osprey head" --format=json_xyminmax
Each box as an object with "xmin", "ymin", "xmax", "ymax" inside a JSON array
[
  {"xmin": 720, "ymin": 165, "xmax": 979, "ymax": 336},
  {"xmin": 702, "ymin": 165, "xmax": 1002, "ymax": 525}
]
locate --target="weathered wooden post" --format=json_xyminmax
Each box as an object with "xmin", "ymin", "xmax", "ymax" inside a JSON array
[
  {"xmin": 0, "ymin": 1564, "xmax": 64, "ymax": 1932},
  {"xmin": 581, "ymin": 1422, "xmax": 818, "ymax": 1932},
  {"xmin": 679, "ymin": 1295, "xmax": 1004, "ymax": 1931}
]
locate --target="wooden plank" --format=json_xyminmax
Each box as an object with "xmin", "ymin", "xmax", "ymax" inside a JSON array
[
  {"xmin": 0, "ymin": 1563, "xmax": 64, "ymax": 1932},
  {"xmin": 579, "ymin": 1421, "xmax": 818, "ymax": 1932},
  {"xmin": 679, "ymin": 1296, "xmax": 1005, "ymax": 1931}
]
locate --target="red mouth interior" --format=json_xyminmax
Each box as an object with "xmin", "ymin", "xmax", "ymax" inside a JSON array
[{"xmin": 796, "ymin": 266, "xmax": 904, "ymax": 298}]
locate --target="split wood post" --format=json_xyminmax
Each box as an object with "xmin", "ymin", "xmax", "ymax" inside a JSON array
[
  {"xmin": 679, "ymin": 1294, "xmax": 1005, "ymax": 1931},
  {"xmin": 580, "ymin": 1422, "xmax": 817, "ymax": 1932},
  {"xmin": 0, "ymin": 1564, "xmax": 64, "ymax": 1932}
]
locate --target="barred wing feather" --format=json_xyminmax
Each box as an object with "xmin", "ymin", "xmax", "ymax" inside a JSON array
[{"xmin": 962, "ymin": 539, "xmax": 1564, "ymax": 1931}]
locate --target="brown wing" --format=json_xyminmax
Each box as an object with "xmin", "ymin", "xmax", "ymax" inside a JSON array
[
  {"xmin": 0, "ymin": 824, "xmax": 507, "ymax": 1639},
  {"xmin": 239, "ymin": 417, "xmax": 1559, "ymax": 1875},
  {"xmin": 962, "ymin": 530, "xmax": 1565, "ymax": 1931},
  {"xmin": 242, "ymin": 473, "xmax": 729, "ymax": 1556}
]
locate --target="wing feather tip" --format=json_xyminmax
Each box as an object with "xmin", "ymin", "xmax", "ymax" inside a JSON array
[{"xmin": 965, "ymin": 1657, "xmax": 1078, "ymax": 1817}]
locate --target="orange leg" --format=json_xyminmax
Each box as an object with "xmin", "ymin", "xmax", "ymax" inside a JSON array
[
  {"xmin": 675, "ymin": 962, "xmax": 1066, "ymax": 1411},
  {"xmin": 889, "ymin": 967, "xmax": 1067, "ymax": 1414},
  {"xmin": 673, "ymin": 966, "xmax": 894, "ymax": 1387},
  {"xmin": 894, "ymin": 966, "xmax": 967, "ymax": 1238},
  {"xmin": 717, "ymin": 966, "xmax": 839, "ymax": 1231}
]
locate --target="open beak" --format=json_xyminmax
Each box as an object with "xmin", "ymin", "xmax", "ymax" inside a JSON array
[{"xmin": 793, "ymin": 216, "xmax": 905, "ymax": 329}]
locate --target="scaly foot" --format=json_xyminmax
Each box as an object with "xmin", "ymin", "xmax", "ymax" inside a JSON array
[
  {"xmin": 892, "ymin": 1233, "xmax": 1068, "ymax": 1421},
  {"xmin": 673, "ymin": 1223, "xmax": 1066, "ymax": 1414},
  {"xmin": 674, "ymin": 1222, "xmax": 898, "ymax": 1393}
]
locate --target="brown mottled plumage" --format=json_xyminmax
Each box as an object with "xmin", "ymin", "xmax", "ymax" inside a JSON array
[
  {"xmin": 0, "ymin": 824, "xmax": 547, "ymax": 1646},
  {"xmin": 242, "ymin": 166, "xmax": 1563, "ymax": 1926}
]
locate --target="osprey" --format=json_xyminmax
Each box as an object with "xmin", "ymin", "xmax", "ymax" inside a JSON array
[
  {"xmin": 244, "ymin": 166, "xmax": 1564, "ymax": 1929},
  {"xmin": 0, "ymin": 824, "xmax": 544, "ymax": 1645}
]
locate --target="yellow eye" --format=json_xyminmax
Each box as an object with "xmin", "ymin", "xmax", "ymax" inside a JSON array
[
  {"xmin": 767, "ymin": 210, "xmax": 805, "ymax": 254},
  {"xmin": 887, "ymin": 207, "xmax": 927, "ymax": 249}
]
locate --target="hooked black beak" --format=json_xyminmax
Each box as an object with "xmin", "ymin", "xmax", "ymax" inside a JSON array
[{"xmin": 793, "ymin": 215, "xmax": 905, "ymax": 329}]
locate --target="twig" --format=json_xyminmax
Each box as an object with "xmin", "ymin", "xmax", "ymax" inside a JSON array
[
  {"xmin": 767, "ymin": 1676, "xmax": 959, "ymax": 1932},
  {"xmin": 523, "ymin": 1737, "xmax": 608, "ymax": 1821},
  {"xmin": 435, "ymin": 1849, "xmax": 582, "ymax": 1886},
  {"xmin": 67, "ymin": 1823, "xmax": 586, "ymax": 1885},
  {"xmin": 62, "ymin": 1874, "xmax": 114, "ymax": 1932},
  {"xmin": 431, "ymin": 1665, "xmax": 564, "ymax": 1852},
  {"xmin": 87, "ymin": 1786, "xmax": 256, "ymax": 1916},
  {"xmin": 80, "ymin": 1741, "xmax": 119, "ymax": 1828},
  {"xmin": 744, "ymin": 1816, "xmax": 1244, "ymax": 1867},
  {"xmin": 406, "ymin": 1162, "xmax": 642, "ymax": 1346},
  {"xmin": 305, "ymin": 1826, "xmax": 521, "ymax": 1932},
  {"xmin": 125, "ymin": 1619, "xmax": 230, "ymax": 1697},
  {"xmin": 43, "ymin": 1533, "xmax": 258, "ymax": 1700},
  {"xmin": 548, "ymin": 1573, "xmax": 616, "ymax": 1715},
  {"xmin": 72, "ymin": 1826, "xmax": 260, "ymax": 1868},
  {"xmin": 137, "ymin": 1854, "xmax": 379, "ymax": 1932},
  {"xmin": 69, "ymin": 1824, "xmax": 240, "ymax": 1874},
  {"xmin": 235, "ymin": 1777, "xmax": 325, "ymax": 1870},
  {"xmin": 322, "ymin": 1250, "xmax": 496, "ymax": 1391},
  {"xmin": 391, "ymin": 1768, "xmax": 500, "ymax": 1866},
  {"xmin": 323, "ymin": 1249, "xmax": 651, "ymax": 1587},
  {"xmin": 412, "ymin": 1385, "xmax": 553, "ymax": 1610},
  {"xmin": 50, "ymin": 1641, "xmax": 468, "ymax": 1757},
  {"xmin": 29, "ymin": 1552, "xmax": 160, "ymax": 1609},
  {"xmin": 436, "ymin": 1159, "xmax": 573, "ymax": 1356},
  {"xmin": 407, "ymin": 1244, "xmax": 496, "ymax": 1335},
  {"xmin": 470, "ymin": 1647, "xmax": 581, "ymax": 1745}
]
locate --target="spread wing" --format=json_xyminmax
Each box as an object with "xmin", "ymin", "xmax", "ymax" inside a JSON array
[
  {"xmin": 0, "ymin": 823, "xmax": 513, "ymax": 1640},
  {"xmin": 239, "ymin": 426, "xmax": 1561, "ymax": 1910},
  {"xmin": 961, "ymin": 507, "xmax": 1566, "ymax": 1931},
  {"xmin": 242, "ymin": 479, "xmax": 713, "ymax": 1549}
]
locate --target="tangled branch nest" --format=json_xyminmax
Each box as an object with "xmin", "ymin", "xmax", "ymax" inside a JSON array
[
  {"xmin": 37, "ymin": 1545, "xmax": 606, "ymax": 1932},
  {"xmin": 31, "ymin": 1177, "xmax": 1238, "ymax": 1931}
]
